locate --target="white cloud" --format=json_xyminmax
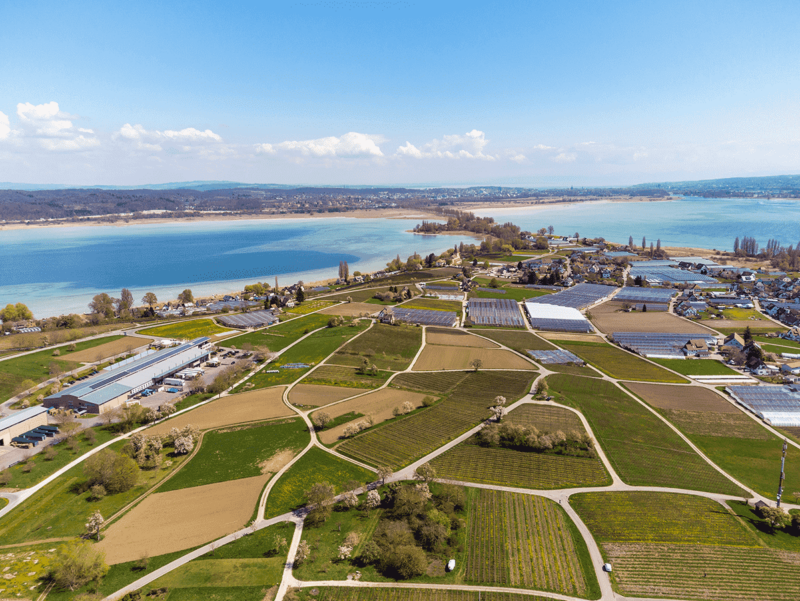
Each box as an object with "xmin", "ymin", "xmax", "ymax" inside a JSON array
[
  {"xmin": 395, "ymin": 129, "xmax": 496, "ymax": 160},
  {"xmin": 0, "ymin": 111, "xmax": 10, "ymax": 140},
  {"xmin": 274, "ymin": 132, "xmax": 385, "ymax": 158},
  {"xmin": 116, "ymin": 123, "xmax": 223, "ymax": 153},
  {"xmin": 509, "ymin": 154, "xmax": 527, "ymax": 163},
  {"xmin": 255, "ymin": 143, "xmax": 276, "ymax": 155},
  {"xmin": 554, "ymin": 152, "xmax": 577, "ymax": 163},
  {"xmin": 15, "ymin": 101, "xmax": 99, "ymax": 151}
]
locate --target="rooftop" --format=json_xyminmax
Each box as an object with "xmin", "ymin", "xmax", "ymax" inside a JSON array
[{"xmin": 0, "ymin": 406, "xmax": 49, "ymax": 431}]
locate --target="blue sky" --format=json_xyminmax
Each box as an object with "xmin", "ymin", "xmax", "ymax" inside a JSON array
[{"xmin": 1, "ymin": 0, "xmax": 798, "ymax": 186}]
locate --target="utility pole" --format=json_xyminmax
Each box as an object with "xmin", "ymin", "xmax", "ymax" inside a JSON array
[{"xmin": 777, "ymin": 439, "xmax": 788, "ymax": 507}]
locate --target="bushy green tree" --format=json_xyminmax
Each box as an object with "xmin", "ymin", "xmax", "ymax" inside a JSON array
[{"xmin": 49, "ymin": 540, "xmax": 108, "ymax": 591}]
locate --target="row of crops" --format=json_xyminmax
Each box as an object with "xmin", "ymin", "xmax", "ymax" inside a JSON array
[
  {"xmin": 390, "ymin": 371, "xmax": 471, "ymax": 394},
  {"xmin": 605, "ymin": 543, "xmax": 800, "ymax": 601},
  {"xmin": 302, "ymin": 587, "xmax": 561, "ymax": 601},
  {"xmin": 465, "ymin": 489, "xmax": 592, "ymax": 597},
  {"xmin": 547, "ymin": 375, "xmax": 747, "ymax": 496},
  {"xmin": 338, "ymin": 371, "xmax": 536, "ymax": 468},
  {"xmin": 431, "ymin": 444, "xmax": 610, "ymax": 489}
]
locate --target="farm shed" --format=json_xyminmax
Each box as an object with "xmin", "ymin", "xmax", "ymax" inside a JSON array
[
  {"xmin": 0, "ymin": 406, "xmax": 49, "ymax": 446},
  {"xmin": 43, "ymin": 338, "xmax": 211, "ymax": 414}
]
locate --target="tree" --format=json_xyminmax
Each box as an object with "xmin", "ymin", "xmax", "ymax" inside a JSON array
[
  {"xmin": 142, "ymin": 292, "xmax": 158, "ymax": 308},
  {"xmin": 489, "ymin": 395, "xmax": 507, "ymax": 421},
  {"xmin": 295, "ymin": 540, "xmax": 311, "ymax": 566},
  {"xmin": 272, "ymin": 533, "xmax": 288, "ymax": 555},
  {"xmin": 414, "ymin": 462, "xmax": 436, "ymax": 483},
  {"xmin": 548, "ymin": 225, "xmax": 554, "ymax": 235},
  {"xmin": 383, "ymin": 545, "xmax": 427, "ymax": 579},
  {"xmin": 377, "ymin": 466, "xmax": 393, "ymax": 485},
  {"xmin": 759, "ymin": 505, "xmax": 790, "ymax": 531},
  {"xmin": 84, "ymin": 449, "xmax": 139, "ymax": 494},
  {"xmin": 174, "ymin": 435, "xmax": 194, "ymax": 455},
  {"xmin": 366, "ymin": 489, "xmax": 381, "ymax": 509},
  {"xmin": 49, "ymin": 540, "xmax": 108, "ymax": 591},
  {"xmin": 0, "ymin": 302, "xmax": 33, "ymax": 323},
  {"xmin": 85, "ymin": 509, "xmax": 104, "ymax": 540},
  {"xmin": 744, "ymin": 326, "xmax": 753, "ymax": 343},
  {"xmin": 177, "ymin": 289, "xmax": 194, "ymax": 304},
  {"xmin": 305, "ymin": 482, "xmax": 335, "ymax": 525},
  {"xmin": 89, "ymin": 294, "xmax": 115, "ymax": 319},
  {"xmin": 642, "ymin": 236, "xmax": 646, "ymax": 249},
  {"xmin": 117, "ymin": 288, "xmax": 134, "ymax": 315},
  {"xmin": 628, "ymin": 235, "xmax": 634, "ymax": 249},
  {"xmin": 733, "ymin": 236, "xmax": 740, "ymax": 254},
  {"xmin": 296, "ymin": 287, "xmax": 305, "ymax": 303},
  {"xmin": 470, "ymin": 358, "xmax": 482, "ymax": 372},
  {"xmin": 650, "ymin": 242, "xmax": 654, "ymax": 256},
  {"xmin": 535, "ymin": 236, "xmax": 548, "ymax": 249},
  {"xmin": 312, "ymin": 411, "xmax": 332, "ymax": 430}
]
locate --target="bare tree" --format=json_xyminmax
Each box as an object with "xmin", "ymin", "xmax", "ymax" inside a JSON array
[{"xmin": 377, "ymin": 466, "xmax": 393, "ymax": 485}]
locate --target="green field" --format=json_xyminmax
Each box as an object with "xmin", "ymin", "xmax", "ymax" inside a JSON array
[
  {"xmin": 159, "ymin": 419, "xmax": 309, "ymax": 492},
  {"xmin": 0, "ymin": 440, "xmax": 190, "ymax": 544},
  {"xmin": 753, "ymin": 335, "xmax": 800, "ymax": 349},
  {"xmin": 714, "ymin": 325, "xmax": 786, "ymax": 336},
  {"xmin": 0, "ymin": 335, "xmax": 126, "ymax": 402},
  {"xmin": 401, "ymin": 299, "xmax": 463, "ymax": 315},
  {"xmin": 470, "ymin": 288, "xmax": 551, "ymax": 301},
  {"xmin": 295, "ymin": 588, "xmax": 563, "ymax": 601},
  {"xmin": 1, "ymin": 426, "xmax": 117, "ymax": 489},
  {"xmin": 727, "ymin": 500, "xmax": 800, "ymax": 552},
  {"xmin": 473, "ymin": 329, "xmax": 556, "ymax": 352},
  {"xmin": 329, "ymin": 323, "xmax": 422, "ymax": 370},
  {"xmin": 339, "ymin": 371, "xmax": 537, "ymax": 469},
  {"xmin": 571, "ymin": 492, "xmax": 757, "ymax": 546},
  {"xmin": 304, "ymin": 364, "xmax": 394, "ymax": 389},
  {"xmin": 235, "ymin": 322, "xmax": 369, "ymax": 391},
  {"xmin": 466, "ymin": 489, "xmax": 599, "ymax": 598},
  {"xmin": 553, "ymin": 340, "xmax": 687, "ymax": 382},
  {"xmin": 547, "ymin": 375, "xmax": 746, "ymax": 495},
  {"xmin": 174, "ymin": 391, "xmax": 215, "ymax": 411},
  {"xmin": 650, "ymin": 358, "xmax": 738, "ymax": 376},
  {"xmin": 226, "ymin": 313, "xmax": 332, "ymax": 352},
  {"xmin": 573, "ymin": 494, "xmax": 800, "ymax": 601},
  {"xmin": 321, "ymin": 286, "xmax": 396, "ymax": 303},
  {"xmin": 431, "ymin": 444, "xmax": 609, "ymax": 490},
  {"xmin": 139, "ymin": 318, "xmax": 231, "ymax": 339},
  {"xmin": 264, "ymin": 447, "xmax": 374, "ymax": 517},
  {"xmin": 285, "ymin": 299, "xmax": 339, "ymax": 314}
]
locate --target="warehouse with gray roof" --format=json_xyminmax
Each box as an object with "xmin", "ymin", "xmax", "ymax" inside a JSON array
[{"xmin": 43, "ymin": 338, "xmax": 211, "ymax": 414}]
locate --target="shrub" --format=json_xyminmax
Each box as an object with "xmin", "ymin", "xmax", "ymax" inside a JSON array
[
  {"xmin": 49, "ymin": 540, "xmax": 108, "ymax": 591},
  {"xmin": 84, "ymin": 449, "xmax": 139, "ymax": 494}
]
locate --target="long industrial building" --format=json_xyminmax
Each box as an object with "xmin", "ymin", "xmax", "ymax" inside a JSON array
[
  {"xmin": 43, "ymin": 337, "xmax": 212, "ymax": 414},
  {"xmin": 0, "ymin": 406, "xmax": 49, "ymax": 447}
]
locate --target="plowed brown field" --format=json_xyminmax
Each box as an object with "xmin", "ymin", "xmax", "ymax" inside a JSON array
[
  {"xmin": 590, "ymin": 302, "xmax": 715, "ymax": 335},
  {"xmin": 413, "ymin": 346, "xmax": 536, "ymax": 371},
  {"xmin": 68, "ymin": 337, "xmax": 154, "ymax": 362},
  {"xmin": 320, "ymin": 303, "xmax": 379, "ymax": 317},
  {"xmin": 148, "ymin": 387, "xmax": 291, "ymax": 435},
  {"xmin": 97, "ymin": 474, "xmax": 269, "ymax": 564},
  {"xmin": 426, "ymin": 328, "xmax": 498, "ymax": 348},
  {"xmin": 288, "ymin": 383, "xmax": 360, "ymax": 407},
  {"xmin": 317, "ymin": 388, "xmax": 432, "ymax": 444},
  {"xmin": 624, "ymin": 383, "xmax": 736, "ymax": 412}
]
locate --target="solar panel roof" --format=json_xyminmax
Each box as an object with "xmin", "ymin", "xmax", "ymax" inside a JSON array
[
  {"xmin": 467, "ymin": 298, "xmax": 524, "ymax": 327},
  {"xmin": 526, "ymin": 283, "xmax": 616, "ymax": 310}
]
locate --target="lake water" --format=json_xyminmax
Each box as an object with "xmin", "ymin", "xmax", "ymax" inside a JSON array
[
  {"xmin": 3, "ymin": 196, "xmax": 800, "ymax": 319},
  {"xmin": 0, "ymin": 217, "xmax": 465, "ymax": 318},
  {"xmin": 475, "ymin": 196, "xmax": 800, "ymax": 252}
]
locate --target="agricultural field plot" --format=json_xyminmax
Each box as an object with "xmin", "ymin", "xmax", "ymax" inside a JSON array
[
  {"xmin": 571, "ymin": 492, "xmax": 758, "ymax": 546},
  {"xmin": 587, "ymin": 301, "xmax": 714, "ymax": 334},
  {"xmin": 339, "ymin": 371, "xmax": 537, "ymax": 468},
  {"xmin": 431, "ymin": 444, "xmax": 609, "ymax": 490},
  {"xmin": 547, "ymin": 375, "xmax": 746, "ymax": 496},
  {"xmin": 264, "ymin": 447, "xmax": 373, "ymax": 518},
  {"xmin": 401, "ymin": 298, "xmax": 464, "ymax": 315},
  {"xmin": 321, "ymin": 286, "xmax": 395, "ymax": 303},
  {"xmin": 0, "ymin": 322, "xmax": 128, "ymax": 352},
  {"xmin": 650, "ymin": 358, "xmax": 738, "ymax": 376},
  {"xmin": 159, "ymin": 418, "xmax": 309, "ymax": 491},
  {"xmin": 470, "ymin": 287, "xmax": 552, "ymax": 301},
  {"xmin": 0, "ymin": 334, "xmax": 129, "ymax": 402},
  {"xmin": 426, "ymin": 327, "xmax": 499, "ymax": 347},
  {"xmin": 390, "ymin": 371, "xmax": 470, "ymax": 394},
  {"xmin": 288, "ymin": 383, "xmax": 360, "ymax": 407},
  {"xmin": 753, "ymin": 335, "xmax": 800, "ymax": 349},
  {"xmin": 0, "ymin": 441, "xmax": 191, "ymax": 545},
  {"xmin": 235, "ymin": 322, "xmax": 370, "ymax": 391},
  {"xmin": 604, "ymin": 544, "xmax": 800, "ymax": 601},
  {"xmin": 139, "ymin": 318, "xmax": 232, "ymax": 339},
  {"xmin": 66, "ymin": 335, "xmax": 154, "ymax": 362},
  {"xmin": 329, "ymin": 323, "xmax": 422, "ymax": 370},
  {"xmin": 554, "ymin": 340, "xmax": 686, "ymax": 382},
  {"xmin": 315, "ymin": 388, "xmax": 434, "ymax": 444},
  {"xmin": 624, "ymin": 384, "xmax": 800, "ymax": 499},
  {"xmin": 226, "ymin": 313, "xmax": 331, "ymax": 352},
  {"xmin": 538, "ymin": 332, "xmax": 600, "ymax": 343},
  {"xmin": 285, "ymin": 299, "xmax": 339, "ymax": 315},
  {"xmin": 304, "ymin": 364, "xmax": 393, "ymax": 389},
  {"xmin": 298, "ymin": 588, "xmax": 563, "ymax": 601},
  {"xmin": 508, "ymin": 404, "xmax": 584, "ymax": 432},
  {"xmin": 412, "ymin": 346, "xmax": 536, "ymax": 371},
  {"xmin": 148, "ymin": 386, "xmax": 291, "ymax": 435},
  {"xmin": 320, "ymin": 302, "xmax": 381, "ymax": 316},
  {"xmin": 546, "ymin": 363, "xmax": 603, "ymax": 377},
  {"xmin": 98, "ymin": 474, "xmax": 270, "ymax": 564},
  {"xmin": 705, "ymin": 320, "xmax": 784, "ymax": 334},
  {"xmin": 466, "ymin": 489, "xmax": 597, "ymax": 598},
  {"xmin": 475, "ymin": 329, "xmax": 556, "ymax": 352},
  {"xmin": 0, "ymin": 543, "xmax": 57, "ymax": 599}
]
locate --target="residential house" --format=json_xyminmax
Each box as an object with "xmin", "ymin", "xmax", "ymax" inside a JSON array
[{"xmin": 722, "ymin": 333, "xmax": 745, "ymax": 351}]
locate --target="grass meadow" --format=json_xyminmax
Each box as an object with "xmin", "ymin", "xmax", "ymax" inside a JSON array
[
  {"xmin": 139, "ymin": 318, "xmax": 231, "ymax": 339},
  {"xmin": 553, "ymin": 340, "xmax": 687, "ymax": 382},
  {"xmin": 649, "ymin": 358, "xmax": 738, "ymax": 376}
]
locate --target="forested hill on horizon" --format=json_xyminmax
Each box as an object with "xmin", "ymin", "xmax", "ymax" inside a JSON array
[{"xmin": 1, "ymin": 174, "xmax": 800, "ymax": 223}]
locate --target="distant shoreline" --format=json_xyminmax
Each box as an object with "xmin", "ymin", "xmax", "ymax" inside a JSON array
[{"xmin": 0, "ymin": 207, "xmax": 441, "ymax": 231}]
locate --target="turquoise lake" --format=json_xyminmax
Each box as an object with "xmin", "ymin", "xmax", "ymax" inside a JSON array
[{"xmin": 2, "ymin": 196, "xmax": 800, "ymax": 318}]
